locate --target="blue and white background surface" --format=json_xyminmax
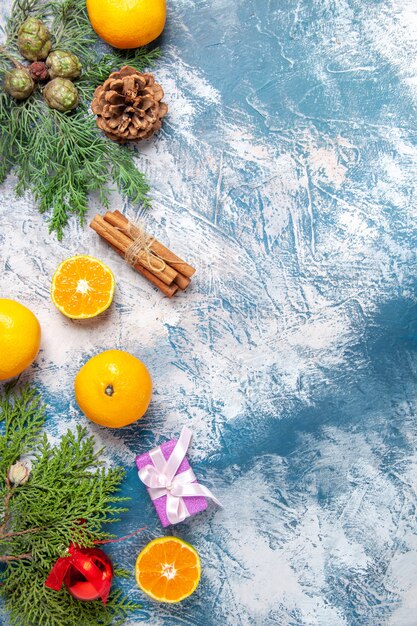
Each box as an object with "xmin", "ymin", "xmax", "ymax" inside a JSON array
[{"xmin": 2, "ymin": 1, "xmax": 417, "ymax": 624}]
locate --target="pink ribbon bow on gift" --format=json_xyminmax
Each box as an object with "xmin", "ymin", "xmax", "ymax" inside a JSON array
[{"xmin": 138, "ymin": 427, "xmax": 221, "ymax": 525}]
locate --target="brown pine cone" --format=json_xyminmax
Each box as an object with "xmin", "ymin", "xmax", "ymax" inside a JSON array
[{"xmin": 91, "ymin": 66, "xmax": 168, "ymax": 144}]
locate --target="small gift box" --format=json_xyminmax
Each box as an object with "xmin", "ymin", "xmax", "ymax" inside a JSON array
[{"xmin": 136, "ymin": 427, "xmax": 221, "ymax": 527}]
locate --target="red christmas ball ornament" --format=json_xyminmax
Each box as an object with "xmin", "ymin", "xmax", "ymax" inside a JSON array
[{"xmin": 45, "ymin": 545, "xmax": 113, "ymax": 604}]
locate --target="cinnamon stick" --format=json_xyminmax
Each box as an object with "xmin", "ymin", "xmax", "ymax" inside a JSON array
[
  {"xmin": 105, "ymin": 211, "xmax": 193, "ymax": 290},
  {"xmin": 107, "ymin": 242, "xmax": 178, "ymax": 298},
  {"xmin": 90, "ymin": 216, "xmax": 178, "ymax": 286},
  {"xmin": 90, "ymin": 217, "xmax": 179, "ymax": 297},
  {"xmin": 110, "ymin": 211, "xmax": 196, "ymax": 278},
  {"xmin": 173, "ymin": 274, "xmax": 191, "ymax": 290}
]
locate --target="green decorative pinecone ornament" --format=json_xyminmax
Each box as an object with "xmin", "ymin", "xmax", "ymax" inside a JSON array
[
  {"xmin": 17, "ymin": 17, "xmax": 52, "ymax": 61},
  {"xmin": 43, "ymin": 77, "xmax": 79, "ymax": 112},
  {"xmin": 4, "ymin": 68, "xmax": 35, "ymax": 100},
  {"xmin": 46, "ymin": 50, "xmax": 82, "ymax": 79}
]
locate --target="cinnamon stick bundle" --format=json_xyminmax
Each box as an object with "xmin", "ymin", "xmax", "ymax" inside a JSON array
[{"xmin": 90, "ymin": 212, "xmax": 196, "ymax": 297}]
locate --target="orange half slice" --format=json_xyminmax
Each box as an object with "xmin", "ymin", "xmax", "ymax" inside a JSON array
[
  {"xmin": 135, "ymin": 537, "xmax": 201, "ymax": 603},
  {"xmin": 51, "ymin": 255, "xmax": 115, "ymax": 320}
]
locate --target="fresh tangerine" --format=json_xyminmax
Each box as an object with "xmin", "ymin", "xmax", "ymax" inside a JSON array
[
  {"xmin": 135, "ymin": 537, "xmax": 201, "ymax": 603},
  {"xmin": 86, "ymin": 0, "xmax": 166, "ymax": 49},
  {"xmin": 51, "ymin": 255, "xmax": 115, "ymax": 320},
  {"xmin": 74, "ymin": 349, "xmax": 152, "ymax": 428},
  {"xmin": 0, "ymin": 299, "xmax": 41, "ymax": 381}
]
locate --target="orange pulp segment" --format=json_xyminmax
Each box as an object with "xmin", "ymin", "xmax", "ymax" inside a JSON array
[
  {"xmin": 135, "ymin": 537, "xmax": 201, "ymax": 603},
  {"xmin": 51, "ymin": 255, "xmax": 115, "ymax": 319}
]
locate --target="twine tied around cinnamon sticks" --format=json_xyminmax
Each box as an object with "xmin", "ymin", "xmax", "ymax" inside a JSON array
[
  {"xmin": 123, "ymin": 223, "xmax": 166, "ymax": 274},
  {"xmin": 90, "ymin": 211, "xmax": 196, "ymax": 297}
]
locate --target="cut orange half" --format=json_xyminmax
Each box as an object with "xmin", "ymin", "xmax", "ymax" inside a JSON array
[
  {"xmin": 135, "ymin": 537, "xmax": 201, "ymax": 603},
  {"xmin": 51, "ymin": 255, "xmax": 115, "ymax": 320}
]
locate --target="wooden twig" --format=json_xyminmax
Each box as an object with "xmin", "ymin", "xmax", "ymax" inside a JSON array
[{"xmin": 0, "ymin": 553, "xmax": 32, "ymax": 562}]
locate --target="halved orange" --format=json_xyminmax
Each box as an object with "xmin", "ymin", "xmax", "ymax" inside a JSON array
[
  {"xmin": 135, "ymin": 537, "xmax": 201, "ymax": 603},
  {"xmin": 51, "ymin": 255, "xmax": 115, "ymax": 319}
]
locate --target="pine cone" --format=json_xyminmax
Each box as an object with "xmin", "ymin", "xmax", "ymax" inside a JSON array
[
  {"xmin": 29, "ymin": 61, "xmax": 49, "ymax": 82},
  {"xmin": 91, "ymin": 66, "xmax": 168, "ymax": 144}
]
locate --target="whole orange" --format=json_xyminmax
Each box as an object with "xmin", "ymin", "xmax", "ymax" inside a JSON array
[
  {"xmin": 86, "ymin": 0, "xmax": 166, "ymax": 49},
  {"xmin": 74, "ymin": 349, "xmax": 152, "ymax": 428},
  {"xmin": 0, "ymin": 299, "xmax": 41, "ymax": 381}
]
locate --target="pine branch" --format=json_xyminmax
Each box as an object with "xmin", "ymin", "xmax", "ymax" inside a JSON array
[
  {"xmin": 2, "ymin": 527, "xmax": 42, "ymax": 539},
  {"xmin": 0, "ymin": 46, "xmax": 23, "ymax": 68},
  {"xmin": 0, "ymin": 386, "xmax": 139, "ymax": 626},
  {"xmin": 110, "ymin": 144, "xmax": 152, "ymax": 208},
  {"xmin": 0, "ymin": 386, "xmax": 45, "ymax": 479},
  {"xmin": 81, "ymin": 48, "xmax": 161, "ymax": 91},
  {"xmin": 0, "ymin": 552, "xmax": 32, "ymax": 562},
  {"xmin": 0, "ymin": 0, "xmax": 161, "ymax": 239}
]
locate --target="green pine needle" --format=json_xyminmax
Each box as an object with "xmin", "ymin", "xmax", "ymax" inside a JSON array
[
  {"xmin": 0, "ymin": 386, "xmax": 140, "ymax": 626},
  {"xmin": 0, "ymin": 0, "xmax": 161, "ymax": 239}
]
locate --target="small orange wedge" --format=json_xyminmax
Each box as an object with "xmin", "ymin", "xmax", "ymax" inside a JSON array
[
  {"xmin": 135, "ymin": 537, "xmax": 201, "ymax": 603},
  {"xmin": 51, "ymin": 255, "xmax": 115, "ymax": 320}
]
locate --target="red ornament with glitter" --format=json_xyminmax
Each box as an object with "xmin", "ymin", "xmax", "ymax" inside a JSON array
[{"xmin": 45, "ymin": 545, "xmax": 113, "ymax": 604}]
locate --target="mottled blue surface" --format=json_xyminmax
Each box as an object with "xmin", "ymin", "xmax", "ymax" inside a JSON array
[{"xmin": 2, "ymin": 1, "xmax": 417, "ymax": 625}]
